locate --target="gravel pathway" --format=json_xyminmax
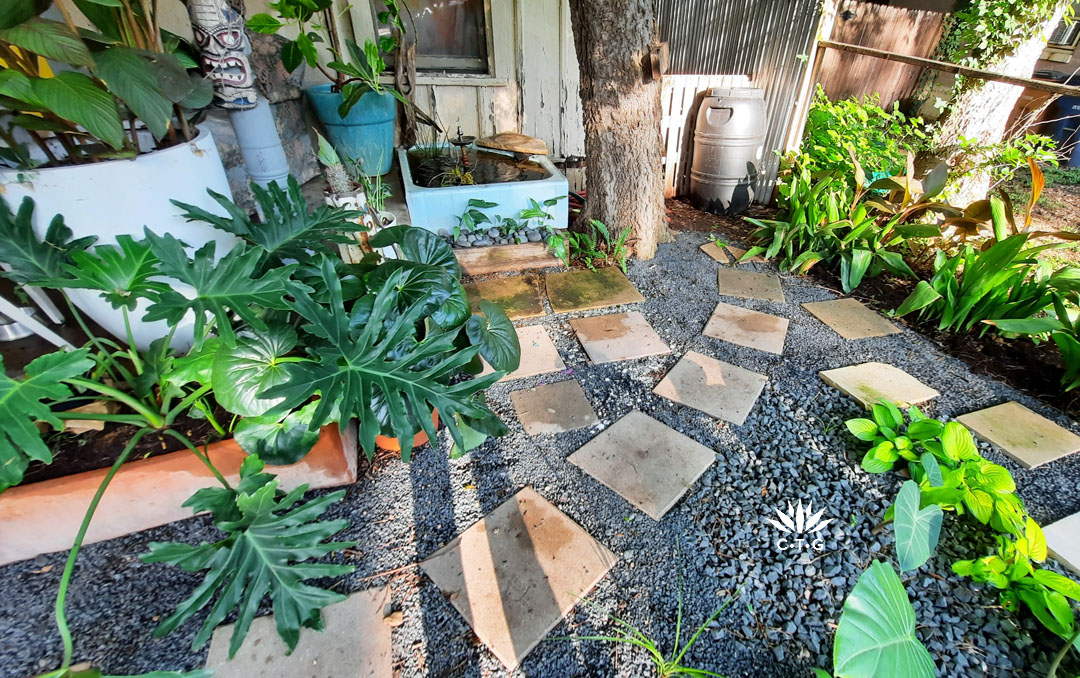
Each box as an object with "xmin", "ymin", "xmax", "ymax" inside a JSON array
[{"xmin": 2, "ymin": 229, "xmax": 1079, "ymax": 678}]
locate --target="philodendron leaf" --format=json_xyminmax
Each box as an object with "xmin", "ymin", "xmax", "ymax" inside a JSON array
[
  {"xmin": 234, "ymin": 402, "xmax": 321, "ymax": 465},
  {"xmin": 833, "ymin": 560, "xmax": 935, "ymax": 678},
  {"xmin": 143, "ymin": 230, "xmax": 294, "ymax": 346},
  {"xmin": 171, "ymin": 177, "xmax": 357, "ymax": 265},
  {"xmin": 0, "ymin": 349, "xmax": 93, "ymax": 491},
  {"xmin": 52, "ymin": 235, "xmax": 168, "ymax": 310},
  {"xmin": 466, "ymin": 299, "xmax": 521, "ymax": 373},
  {"xmin": 263, "ymin": 258, "xmax": 503, "ymax": 459},
  {"xmin": 142, "ymin": 457, "xmax": 355, "ymax": 659},
  {"xmin": 0, "ymin": 196, "xmax": 94, "ymax": 285},
  {"xmin": 369, "ymin": 225, "xmax": 460, "ymax": 277},
  {"xmin": 893, "ymin": 480, "xmax": 943, "ymax": 572},
  {"xmin": 212, "ymin": 325, "xmax": 297, "ymax": 416}
]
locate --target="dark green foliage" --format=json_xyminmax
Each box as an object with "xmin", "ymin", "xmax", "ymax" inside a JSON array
[{"xmin": 143, "ymin": 456, "xmax": 354, "ymax": 658}]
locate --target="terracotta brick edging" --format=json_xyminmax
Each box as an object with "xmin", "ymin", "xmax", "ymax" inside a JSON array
[{"xmin": 0, "ymin": 423, "xmax": 358, "ymax": 566}]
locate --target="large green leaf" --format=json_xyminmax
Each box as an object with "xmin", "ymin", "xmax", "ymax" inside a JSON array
[
  {"xmin": 263, "ymin": 258, "xmax": 503, "ymax": 459},
  {"xmin": 94, "ymin": 46, "xmax": 173, "ymax": 140},
  {"xmin": 0, "ymin": 196, "xmax": 94, "ymax": 285},
  {"xmin": 893, "ymin": 481, "xmax": 942, "ymax": 572},
  {"xmin": 32, "ymin": 70, "xmax": 123, "ymax": 149},
  {"xmin": 894, "ymin": 280, "xmax": 942, "ymax": 317},
  {"xmin": 171, "ymin": 177, "xmax": 358, "ymax": 266},
  {"xmin": 0, "ymin": 0, "xmax": 49, "ymax": 30},
  {"xmin": 51, "ymin": 235, "xmax": 168, "ymax": 310},
  {"xmin": 0, "ymin": 349, "xmax": 93, "ymax": 491},
  {"xmin": 465, "ymin": 299, "xmax": 520, "ymax": 372},
  {"xmin": 369, "ymin": 225, "xmax": 460, "ymax": 277},
  {"xmin": 233, "ymin": 401, "xmax": 321, "ymax": 465},
  {"xmin": 143, "ymin": 231, "xmax": 294, "ymax": 345},
  {"xmin": 0, "ymin": 17, "xmax": 94, "ymax": 67},
  {"xmin": 833, "ymin": 560, "xmax": 935, "ymax": 678},
  {"xmin": 363, "ymin": 259, "xmax": 468, "ymax": 328},
  {"xmin": 212, "ymin": 325, "xmax": 297, "ymax": 416},
  {"xmin": 142, "ymin": 457, "xmax": 354, "ymax": 659}
]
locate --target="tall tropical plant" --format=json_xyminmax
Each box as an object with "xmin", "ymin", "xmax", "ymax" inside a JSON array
[
  {"xmin": 0, "ymin": 0, "xmax": 212, "ymax": 167},
  {"xmin": 0, "ymin": 176, "xmax": 519, "ymax": 675}
]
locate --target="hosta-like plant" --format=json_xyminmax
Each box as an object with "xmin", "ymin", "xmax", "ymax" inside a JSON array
[
  {"xmin": 0, "ymin": 177, "xmax": 519, "ymax": 676},
  {"xmin": 844, "ymin": 402, "xmax": 1080, "ymax": 646}
]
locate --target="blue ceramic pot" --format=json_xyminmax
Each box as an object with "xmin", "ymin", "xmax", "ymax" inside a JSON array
[{"xmin": 307, "ymin": 84, "xmax": 395, "ymax": 175}]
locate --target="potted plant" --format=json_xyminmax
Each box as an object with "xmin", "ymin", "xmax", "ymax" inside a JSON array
[
  {"xmin": 0, "ymin": 175, "xmax": 520, "ymax": 675},
  {"xmin": 248, "ymin": 0, "xmax": 429, "ymax": 174},
  {"xmin": 0, "ymin": 0, "xmax": 233, "ymax": 347},
  {"xmin": 315, "ymin": 130, "xmax": 397, "ymax": 262}
]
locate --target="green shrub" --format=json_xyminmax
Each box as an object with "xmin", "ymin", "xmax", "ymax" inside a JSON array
[
  {"xmin": 799, "ymin": 86, "xmax": 928, "ymax": 181},
  {"xmin": 845, "ymin": 403, "xmax": 1080, "ymax": 645}
]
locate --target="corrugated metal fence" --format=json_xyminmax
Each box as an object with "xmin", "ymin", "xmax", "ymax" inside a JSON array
[{"xmin": 656, "ymin": 0, "xmax": 822, "ymax": 200}]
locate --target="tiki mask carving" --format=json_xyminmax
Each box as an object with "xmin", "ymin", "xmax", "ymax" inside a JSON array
[{"xmin": 187, "ymin": 0, "xmax": 257, "ymax": 109}]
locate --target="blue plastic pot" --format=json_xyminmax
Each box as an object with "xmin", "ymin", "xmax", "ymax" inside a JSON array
[{"xmin": 307, "ymin": 84, "xmax": 396, "ymax": 175}]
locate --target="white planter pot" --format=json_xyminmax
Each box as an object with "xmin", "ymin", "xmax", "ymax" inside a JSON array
[
  {"xmin": 326, "ymin": 191, "xmax": 398, "ymax": 262},
  {"xmin": 0, "ymin": 127, "xmax": 238, "ymax": 350}
]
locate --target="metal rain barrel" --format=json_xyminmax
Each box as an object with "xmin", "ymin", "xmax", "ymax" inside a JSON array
[{"xmin": 689, "ymin": 87, "xmax": 766, "ymax": 215}]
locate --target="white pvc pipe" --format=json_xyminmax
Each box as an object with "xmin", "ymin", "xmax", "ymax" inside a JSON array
[{"xmin": 227, "ymin": 95, "xmax": 291, "ymax": 190}]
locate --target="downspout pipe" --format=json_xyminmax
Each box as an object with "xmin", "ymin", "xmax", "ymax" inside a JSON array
[{"xmin": 227, "ymin": 96, "xmax": 291, "ymax": 190}]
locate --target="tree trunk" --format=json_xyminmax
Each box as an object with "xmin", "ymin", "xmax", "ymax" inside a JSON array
[
  {"xmin": 568, "ymin": 0, "xmax": 671, "ymax": 260},
  {"xmin": 923, "ymin": 3, "xmax": 1067, "ymax": 204}
]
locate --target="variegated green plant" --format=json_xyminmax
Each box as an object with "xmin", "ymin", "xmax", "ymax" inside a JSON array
[{"xmin": 845, "ymin": 402, "xmax": 1080, "ymax": 645}]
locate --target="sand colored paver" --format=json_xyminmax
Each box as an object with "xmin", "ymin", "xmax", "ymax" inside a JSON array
[
  {"xmin": 802, "ymin": 298, "xmax": 900, "ymax": 340},
  {"xmin": 568, "ymin": 410, "xmax": 716, "ymax": 520},
  {"xmin": 464, "ymin": 275, "xmax": 544, "ymax": 320},
  {"xmin": 1043, "ymin": 512, "xmax": 1080, "ymax": 576},
  {"xmin": 545, "ymin": 267, "xmax": 645, "ymax": 313},
  {"xmin": 653, "ymin": 351, "xmax": 767, "ymax": 425},
  {"xmin": 703, "ymin": 301, "xmax": 789, "ymax": 354},
  {"xmin": 820, "ymin": 362, "xmax": 939, "ymax": 409},
  {"xmin": 205, "ymin": 586, "xmax": 392, "ymax": 678},
  {"xmin": 717, "ymin": 268, "xmax": 785, "ymax": 302},
  {"xmin": 420, "ymin": 487, "xmax": 616, "ymax": 670},
  {"xmin": 957, "ymin": 401, "xmax": 1080, "ymax": 469},
  {"xmin": 511, "ymin": 380, "xmax": 598, "ymax": 435},
  {"xmin": 569, "ymin": 311, "xmax": 671, "ymax": 364},
  {"xmin": 700, "ymin": 242, "xmax": 731, "ymax": 263},
  {"xmin": 480, "ymin": 325, "xmax": 565, "ymax": 381}
]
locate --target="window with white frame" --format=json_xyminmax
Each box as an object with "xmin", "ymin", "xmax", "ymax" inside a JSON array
[
  {"xmin": 371, "ymin": 0, "xmax": 492, "ymax": 75},
  {"xmin": 1049, "ymin": 5, "xmax": 1080, "ymax": 48}
]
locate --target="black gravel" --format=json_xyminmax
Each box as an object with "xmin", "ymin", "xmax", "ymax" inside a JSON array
[{"xmin": 2, "ymin": 229, "xmax": 1079, "ymax": 678}]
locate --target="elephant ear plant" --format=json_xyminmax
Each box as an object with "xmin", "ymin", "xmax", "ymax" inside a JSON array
[{"xmin": 0, "ymin": 178, "xmax": 519, "ymax": 677}]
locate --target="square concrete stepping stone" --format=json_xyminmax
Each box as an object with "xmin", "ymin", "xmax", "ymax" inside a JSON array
[
  {"xmin": 464, "ymin": 275, "xmax": 544, "ymax": 320},
  {"xmin": 820, "ymin": 362, "xmax": 939, "ymax": 409},
  {"xmin": 568, "ymin": 410, "xmax": 716, "ymax": 520},
  {"xmin": 1043, "ymin": 512, "xmax": 1080, "ymax": 576},
  {"xmin": 480, "ymin": 324, "xmax": 565, "ymax": 381},
  {"xmin": 205, "ymin": 586, "xmax": 391, "ymax": 678},
  {"xmin": 510, "ymin": 380, "xmax": 598, "ymax": 435},
  {"xmin": 803, "ymin": 298, "xmax": 900, "ymax": 340},
  {"xmin": 545, "ymin": 267, "xmax": 645, "ymax": 313},
  {"xmin": 569, "ymin": 311, "xmax": 671, "ymax": 364},
  {"xmin": 703, "ymin": 301, "xmax": 789, "ymax": 355},
  {"xmin": 421, "ymin": 487, "xmax": 616, "ymax": 670},
  {"xmin": 717, "ymin": 268, "xmax": 785, "ymax": 302},
  {"xmin": 957, "ymin": 401, "xmax": 1080, "ymax": 469},
  {"xmin": 653, "ymin": 351, "xmax": 767, "ymax": 425}
]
